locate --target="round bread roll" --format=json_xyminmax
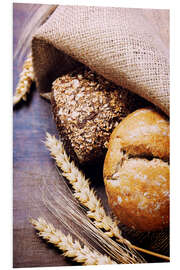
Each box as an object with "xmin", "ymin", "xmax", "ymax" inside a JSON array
[{"xmin": 103, "ymin": 108, "xmax": 169, "ymax": 231}]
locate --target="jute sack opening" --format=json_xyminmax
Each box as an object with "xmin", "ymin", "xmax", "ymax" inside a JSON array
[{"xmin": 32, "ymin": 5, "xmax": 169, "ymax": 116}]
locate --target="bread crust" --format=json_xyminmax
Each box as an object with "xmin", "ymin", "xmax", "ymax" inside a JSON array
[
  {"xmin": 103, "ymin": 108, "xmax": 169, "ymax": 231},
  {"xmin": 51, "ymin": 68, "xmax": 148, "ymax": 164}
]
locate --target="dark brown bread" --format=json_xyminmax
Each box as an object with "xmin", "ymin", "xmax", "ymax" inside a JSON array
[{"xmin": 51, "ymin": 67, "xmax": 149, "ymax": 164}]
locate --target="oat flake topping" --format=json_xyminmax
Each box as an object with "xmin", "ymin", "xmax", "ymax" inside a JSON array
[{"xmin": 51, "ymin": 67, "xmax": 146, "ymax": 163}]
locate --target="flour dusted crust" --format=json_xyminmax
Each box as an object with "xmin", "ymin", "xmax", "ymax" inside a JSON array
[
  {"xmin": 103, "ymin": 108, "xmax": 169, "ymax": 231},
  {"xmin": 51, "ymin": 67, "xmax": 148, "ymax": 164}
]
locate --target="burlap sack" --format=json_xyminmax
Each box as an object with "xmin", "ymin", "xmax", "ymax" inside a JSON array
[{"xmin": 32, "ymin": 5, "xmax": 169, "ymax": 116}]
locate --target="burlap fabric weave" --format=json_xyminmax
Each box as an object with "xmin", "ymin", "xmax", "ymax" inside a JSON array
[{"xmin": 32, "ymin": 5, "xmax": 169, "ymax": 116}]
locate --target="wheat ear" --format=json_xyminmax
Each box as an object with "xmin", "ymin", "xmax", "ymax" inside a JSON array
[
  {"xmin": 44, "ymin": 133, "xmax": 170, "ymax": 262},
  {"xmin": 44, "ymin": 132, "xmax": 128, "ymax": 244},
  {"xmin": 30, "ymin": 217, "xmax": 116, "ymax": 265},
  {"xmin": 13, "ymin": 52, "xmax": 34, "ymax": 105}
]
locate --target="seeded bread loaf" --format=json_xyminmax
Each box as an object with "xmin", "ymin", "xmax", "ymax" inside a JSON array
[
  {"xmin": 103, "ymin": 108, "xmax": 169, "ymax": 231},
  {"xmin": 51, "ymin": 67, "xmax": 149, "ymax": 164}
]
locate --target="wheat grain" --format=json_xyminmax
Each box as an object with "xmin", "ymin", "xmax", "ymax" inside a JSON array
[
  {"xmin": 44, "ymin": 132, "xmax": 170, "ymax": 262},
  {"xmin": 40, "ymin": 176, "xmax": 145, "ymax": 264},
  {"xmin": 13, "ymin": 52, "xmax": 34, "ymax": 105},
  {"xmin": 40, "ymin": 92, "xmax": 52, "ymax": 101},
  {"xmin": 44, "ymin": 132, "xmax": 128, "ymax": 244},
  {"xmin": 30, "ymin": 217, "xmax": 116, "ymax": 265}
]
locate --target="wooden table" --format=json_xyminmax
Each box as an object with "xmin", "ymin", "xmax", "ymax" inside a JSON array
[
  {"xmin": 13, "ymin": 4, "xmax": 72, "ymax": 267},
  {"xmin": 13, "ymin": 4, "xmax": 110, "ymax": 267},
  {"xmin": 13, "ymin": 3, "xmax": 169, "ymax": 268}
]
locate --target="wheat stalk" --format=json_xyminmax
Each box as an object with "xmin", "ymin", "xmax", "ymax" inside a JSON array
[
  {"xmin": 44, "ymin": 132, "xmax": 127, "ymax": 244},
  {"xmin": 30, "ymin": 217, "xmax": 116, "ymax": 265},
  {"xmin": 40, "ymin": 177, "xmax": 145, "ymax": 264},
  {"xmin": 13, "ymin": 52, "xmax": 34, "ymax": 105},
  {"xmin": 44, "ymin": 132, "xmax": 170, "ymax": 262}
]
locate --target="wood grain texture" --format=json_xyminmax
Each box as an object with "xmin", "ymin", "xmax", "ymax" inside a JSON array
[
  {"xmin": 13, "ymin": 3, "xmax": 73, "ymax": 268},
  {"xmin": 13, "ymin": 6, "xmax": 107, "ymax": 268},
  {"xmin": 13, "ymin": 3, "xmax": 169, "ymax": 268}
]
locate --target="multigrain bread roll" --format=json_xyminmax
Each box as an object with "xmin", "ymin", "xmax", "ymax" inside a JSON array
[
  {"xmin": 103, "ymin": 108, "xmax": 169, "ymax": 231},
  {"xmin": 51, "ymin": 67, "xmax": 148, "ymax": 164}
]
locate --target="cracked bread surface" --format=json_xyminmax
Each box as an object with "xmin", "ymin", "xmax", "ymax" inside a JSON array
[
  {"xmin": 103, "ymin": 108, "xmax": 169, "ymax": 231},
  {"xmin": 51, "ymin": 67, "xmax": 148, "ymax": 164}
]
